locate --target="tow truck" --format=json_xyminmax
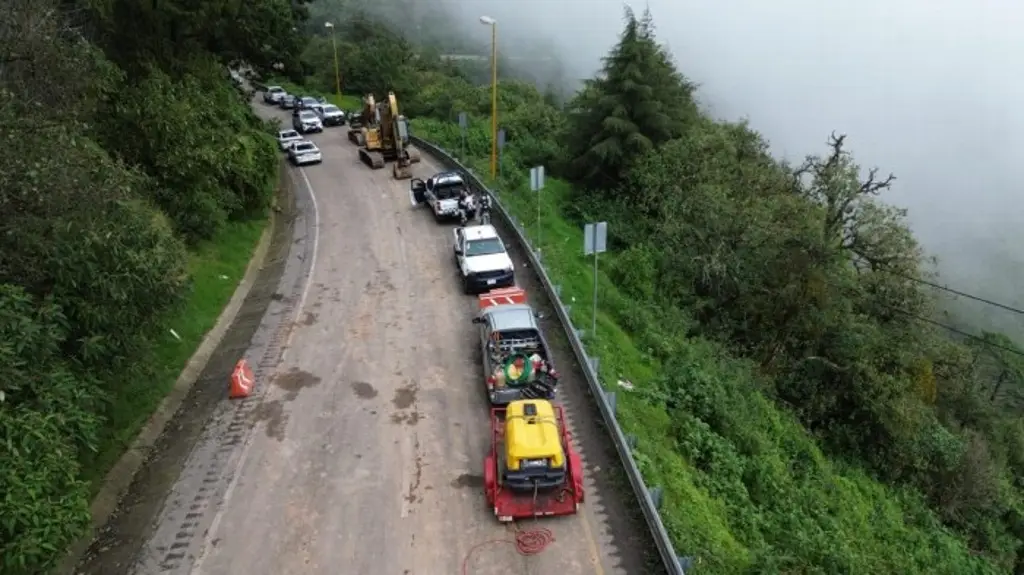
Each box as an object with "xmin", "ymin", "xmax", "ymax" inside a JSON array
[
  {"xmin": 472, "ymin": 287, "xmax": 559, "ymax": 405},
  {"xmin": 484, "ymin": 399, "xmax": 584, "ymax": 521}
]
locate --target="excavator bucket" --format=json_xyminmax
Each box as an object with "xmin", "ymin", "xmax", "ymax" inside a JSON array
[{"xmin": 393, "ymin": 163, "xmax": 411, "ymax": 180}]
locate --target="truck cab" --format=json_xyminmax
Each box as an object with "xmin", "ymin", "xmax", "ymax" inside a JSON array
[
  {"xmin": 411, "ymin": 171, "xmax": 467, "ymax": 221},
  {"xmin": 453, "ymin": 224, "xmax": 515, "ymax": 293},
  {"xmin": 472, "ymin": 288, "xmax": 559, "ymax": 405}
]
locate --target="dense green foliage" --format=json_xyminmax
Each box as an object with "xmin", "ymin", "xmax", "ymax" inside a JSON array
[
  {"xmin": 0, "ymin": 0, "xmax": 307, "ymax": 571},
  {"xmin": 298, "ymin": 6, "xmax": 1024, "ymax": 572}
]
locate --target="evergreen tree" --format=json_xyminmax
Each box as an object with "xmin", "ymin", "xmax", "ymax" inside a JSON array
[{"xmin": 563, "ymin": 7, "xmax": 696, "ymax": 193}]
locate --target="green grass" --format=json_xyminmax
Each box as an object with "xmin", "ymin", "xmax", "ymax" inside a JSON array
[
  {"xmin": 81, "ymin": 217, "xmax": 267, "ymax": 491},
  {"xmin": 412, "ymin": 120, "xmax": 998, "ymax": 573},
  {"xmin": 270, "ymin": 77, "xmax": 362, "ymax": 110}
]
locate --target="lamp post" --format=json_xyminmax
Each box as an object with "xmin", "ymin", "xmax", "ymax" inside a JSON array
[
  {"xmin": 480, "ymin": 15, "xmax": 498, "ymax": 180},
  {"xmin": 324, "ymin": 22, "xmax": 341, "ymax": 102}
]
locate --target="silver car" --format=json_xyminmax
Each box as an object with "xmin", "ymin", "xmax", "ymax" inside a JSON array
[
  {"xmin": 263, "ymin": 86, "xmax": 285, "ymax": 104},
  {"xmin": 277, "ymin": 129, "xmax": 302, "ymax": 151},
  {"xmin": 292, "ymin": 110, "xmax": 323, "ymax": 134},
  {"xmin": 288, "ymin": 141, "xmax": 322, "ymax": 166}
]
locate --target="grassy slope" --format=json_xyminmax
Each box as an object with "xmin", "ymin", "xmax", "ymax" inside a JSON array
[
  {"xmin": 411, "ymin": 119, "xmax": 995, "ymax": 574},
  {"xmin": 80, "ymin": 218, "xmax": 267, "ymax": 491}
]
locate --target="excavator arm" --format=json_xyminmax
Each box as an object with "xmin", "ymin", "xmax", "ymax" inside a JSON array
[{"xmin": 388, "ymin": 92, "xmax": 404, "ymax": 158}]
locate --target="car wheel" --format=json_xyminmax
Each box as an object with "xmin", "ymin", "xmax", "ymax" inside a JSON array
[{"xmin": 462, "ymin": 275, "xmax": 473, "ymax": 295}]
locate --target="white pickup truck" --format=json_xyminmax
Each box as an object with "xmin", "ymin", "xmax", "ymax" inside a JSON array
[
  {"xmin": 453, "ymin": 224, "xmax": 515, "ymax": 294},
  {"xmin": 411, "ymin": 171, "xmax": 468, "ymax": 221}
]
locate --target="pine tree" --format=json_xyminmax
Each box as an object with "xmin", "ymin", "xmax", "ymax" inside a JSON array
[{"xmin": 564, "ymin": 7, "xmax": 696, "ymax": 193}]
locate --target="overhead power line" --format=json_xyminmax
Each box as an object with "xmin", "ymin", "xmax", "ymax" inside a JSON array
[
  {"xmin": 827, "ymin": 277, "xmax": 1024, "ymax": 357},
  {"xmin": 878, "ymin": 268, "xmax": 1024, "ymax": 316},
  {"xmin": 886, "ymin": 306, "xmax": 1024, "ymax": 358}
]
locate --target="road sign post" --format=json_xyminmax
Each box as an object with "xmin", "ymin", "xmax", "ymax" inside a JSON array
[
  {"xmin": 458, "ymin": 111, "xmax": 468, "ymax": 160},
  {"xmin": 530, "ymin": 166, "xmax": 545, "ymax": 254},
  {"xmin": 583, "ymin": 222, "xmax": 607, "ymax": 338},
  {"xmin": 497, "ymin": 129, "xmax": 506, "ymax": 179}
]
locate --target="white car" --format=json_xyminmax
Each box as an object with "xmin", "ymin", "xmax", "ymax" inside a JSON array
[
  {"xmin": 288, "ymin": 141, "xmax": 322, "ymax": 166},
  {"xmin": 277, "ymin": 129, "xmax": 303, "ymax": 151},
  {"xmin": 263, "ymin": 86, "xmax": 285, "ymax": 104},
  {"xmin": 453, "ymin": 224, "xmax": 515, "ymax": 294}
]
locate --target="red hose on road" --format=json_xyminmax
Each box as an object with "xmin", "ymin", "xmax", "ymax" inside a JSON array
[{"xmin": 461, "ymin": 526, "xmax": 555, "ymax": 574}]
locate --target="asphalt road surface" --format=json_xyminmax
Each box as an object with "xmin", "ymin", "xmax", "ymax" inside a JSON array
[{"xmin": 179, "ymin": 105, "xmax": 634, "ymax": 575}]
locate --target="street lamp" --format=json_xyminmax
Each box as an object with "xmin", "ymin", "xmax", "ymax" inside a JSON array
[
  {"xmin": 480, "ymin": 15, "xmax": 497, "ymax": 180},
  {"xmin": 324, "ymin": 22, "xmax": 341, "ymax": 102}
]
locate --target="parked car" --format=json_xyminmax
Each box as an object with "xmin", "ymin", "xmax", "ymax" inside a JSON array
[
  {"xmin": 277, "ymin": 129, "xmax": 303, "ymax": 151},
  {"xmin": 453, "ymin": 224, "xmax": 515, "ymax": 294},
  {"xmin": 316, "ymin": 104, "xmax": 346, "ymax": 126},
  {"xmin": 297, "ymin": 96, "xmax": 320, "ymax": 111},
  {"xmin": 263, "ymin": 86, "xmax": 285, "ymax": 104},
  {"xmin": 279, "ymin": 94, "xmax": 296, "ymax": 109},
  {"xmin": 292, "ymin": 110, "xmax": 323, "ymax": 134},
  {"xmin": 288, "ymin": 141, "xmax": 322, "ymax": 166}
]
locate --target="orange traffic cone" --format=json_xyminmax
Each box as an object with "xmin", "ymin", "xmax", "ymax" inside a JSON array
[{"xmin": 229, "ymin": 359, "xmax": 255, "ymax": 399}]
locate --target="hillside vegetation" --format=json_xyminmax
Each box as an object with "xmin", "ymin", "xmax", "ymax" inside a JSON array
[
  {"xmin": 0, "ymin": 0, "xmax": 309, "ymax": 572},
  {"xmin": 294, "ymin": 6, "xmax": 1024, "ymax": 573}
]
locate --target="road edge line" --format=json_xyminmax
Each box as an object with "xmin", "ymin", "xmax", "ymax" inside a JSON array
[{"xmin": 190, "ymin": 163, "xmax": 321, "ymax": 575}]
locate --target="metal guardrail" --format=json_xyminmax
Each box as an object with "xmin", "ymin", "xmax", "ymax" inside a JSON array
[{"xmin": 411, "ymin": 136, "xmax": 691, "ymax": 574}]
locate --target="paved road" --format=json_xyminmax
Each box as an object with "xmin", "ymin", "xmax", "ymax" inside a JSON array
[{"xmin": 186, "ymin": 105, "xmax": 626, "ymax": 575}]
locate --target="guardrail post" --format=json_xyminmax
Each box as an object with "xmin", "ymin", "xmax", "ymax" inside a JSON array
[
  {"xmin": 564, "ymin": 305, "xmax": 571, "ymax": 314},
  {"xmin": 588, "ymin": 356, "xmax": 600, "ymax": 373},
  {"xmin": 649, "ymin": 486, "xmax": 663, "ymax": 509},
  {"xmin": 679, "ymin": 556, "xmax": 695, "ymax": 571},
  {"xmin": 604, "ymin": 390, "xmax": 617, "ymax": 414},
  {"xmin": 575, "ymin": 328, "xmax": 585, "ymax": 339},
  {"xmin": 626, "ymin": 434, "xmax": 638, "ymax": 449},
  {"xmin": 553, "ymin": 285, "xmax": 561, "ymax": 298}
]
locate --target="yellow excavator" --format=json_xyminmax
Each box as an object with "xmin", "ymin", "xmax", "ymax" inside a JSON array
[{"xmin": 352, "ymin": 92, "xmax": 421, "ymax": 179}]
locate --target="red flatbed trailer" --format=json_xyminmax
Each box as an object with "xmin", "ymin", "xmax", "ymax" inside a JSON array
[{"xmin": 483, "ymin": 404, "xmax": 584, "ymax": 522}]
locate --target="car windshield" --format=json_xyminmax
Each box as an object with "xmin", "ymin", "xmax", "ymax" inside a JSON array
[
  {"xmin": 322, "ymin": 105, "xmax": 340, "ymax": 113},
  {"xmin": 269, "ymin": 87, "xmax": 283, "ymax": 93},
  {"xmin": 294, "ymin": 143, "xmax": 315, "ymax": 152},
  {"xmin": 280, "ymin": 131, "xmax": 298, "ymax": 139},
  {"xmin": 299, "ymin": 112, "xmax": 317, "ymax": 120},
  {"xmin": 302, "ymin": 98, "xmax": 317, "ymax": 105},
  {"xmin": 465, "ymin": 238, "xmax": 504, "ymax": 257}
]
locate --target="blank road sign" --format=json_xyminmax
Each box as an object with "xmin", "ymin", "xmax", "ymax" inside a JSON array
[
  {"xmin": 458, "ymin": 111, "xmax": 467, "ymax": 128},
  {"xmin": 530, "ymin": 166, "xmax": 545, "ymax": 191},
  {"xmin": 498, "ymin": 128, "xmax": 506, "ymax": 149},
  {"xmin": 583, "ymin": 222, "xmax": 607, "ymax": 255}
]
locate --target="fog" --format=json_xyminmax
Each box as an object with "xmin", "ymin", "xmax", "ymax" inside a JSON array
[{"xmin": 415, "ymin": 0, "xmax": 1024, "ymax": 334}]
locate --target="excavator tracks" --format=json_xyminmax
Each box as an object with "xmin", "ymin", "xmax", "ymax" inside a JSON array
[{"xmin": 358, "ymin": 147, "xmax": 385, "ymax": 169}]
